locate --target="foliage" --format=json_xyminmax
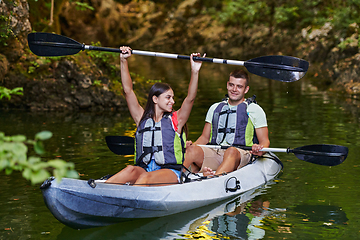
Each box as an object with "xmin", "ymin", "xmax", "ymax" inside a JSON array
[
  {"xmin": 218, "ymin": 0, "xmax": 268, "ymax": 28},
  {"xmin": 217, "ymin": 0, "xmax": 360, "ymax": 33},
  {"xmin": 0, "ymin": 12, "xmax": 14, "ymax": 46},
  {"xmin": 86, "ymin": 42, "xmax": 118, "ymax": 77},
  {"xmin": 69, "ymin": 0, "xmax": 95, "ymax": 11},
  {"xmin": 337, "ymin": 34, "xmax": 360, "ymax": 50},
  {"xmin": 0, "ymin": 86, "xmax": 23, "ymax": 100},
  {"xmin": 0, "ymin": 131, "xmax": 79, "ymax": 185},
  {"xmin": 92, "ymin": 80, "xmax": 102, "ymax": 86}
]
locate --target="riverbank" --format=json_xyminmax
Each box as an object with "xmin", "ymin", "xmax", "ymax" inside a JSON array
[{"xmin": 1, "ymin": 0, "xmax": 359, "ymax": 111}]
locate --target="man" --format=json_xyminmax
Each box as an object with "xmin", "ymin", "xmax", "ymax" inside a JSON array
[{"xmin": 184, "ymin": 69, "xmax": 269, "ymax": 176}]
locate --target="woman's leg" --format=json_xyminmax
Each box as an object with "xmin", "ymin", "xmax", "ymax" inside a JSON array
[
  {"xmin": 135, "ymin": 169, "xmax": 179, "ymax": 187},
  {"xmin": 183, "ymin": 145, "xmax": 205, "ymax": 172},
  {"xmin": 105, "ymin": 165, "xmax": 146, "ymax": 184}
]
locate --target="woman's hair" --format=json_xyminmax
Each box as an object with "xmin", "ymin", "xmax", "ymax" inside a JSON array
[
  {"xmin": 140, "ymin": 82, "xmax": 172, "ymax": 123},
  {"xmin": 140, "ymin": 82, "xmax": 189, "ymax": 138}
]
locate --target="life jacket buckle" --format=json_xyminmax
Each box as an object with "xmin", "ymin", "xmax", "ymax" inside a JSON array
[{"xmin": 151, "ymin": 146, "xmax": 162, "ymax": 152}]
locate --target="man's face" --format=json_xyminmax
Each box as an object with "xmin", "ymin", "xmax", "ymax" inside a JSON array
[{"xmin": 226, "ymin": 76, "xmax": 249, "ymax": 104}]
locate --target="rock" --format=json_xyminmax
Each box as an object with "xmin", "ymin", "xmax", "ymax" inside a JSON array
[{"xmin": 0, "ymin": 54, "xmax": 9, "ymax": 82}]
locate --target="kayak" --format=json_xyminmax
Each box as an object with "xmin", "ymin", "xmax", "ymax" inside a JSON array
[
  {"xmin": 57, "ymin": 183, "xmax": 274, "ymax": 239},
  {"xmin": 40, "ymin": 153, "xmax": 282, "ymax": 229}
]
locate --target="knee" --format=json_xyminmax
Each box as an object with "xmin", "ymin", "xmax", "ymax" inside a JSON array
[
  {"xmin": 123, "ymin": 165, "xmax": 137, "ymax": 174},
  {"xmin": 224, "ymin": 147, "xmax": 241, "ymax": 162},
  {"xmin": 185, "ymin": 145, "xmax": 196, "ymax": 159},
  {"xmin": 225, "ymin": 147, "xmax": 239, "ymax": 156},
  {"xmin": 136, "ymin": 172, "xmax": 151, "ymax": 185},
  {"xmin": 185, "ymin": 145, "xmax": 203, "ymax": 160}
]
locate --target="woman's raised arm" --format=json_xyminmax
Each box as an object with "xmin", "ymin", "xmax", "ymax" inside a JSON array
[
  {"xmin": 177, "ymin": 53, "xmax": 205, "ymax": 132},
  {"xmin": 119, "ymin": 46, "xmax": 144, "ymax": 126}
]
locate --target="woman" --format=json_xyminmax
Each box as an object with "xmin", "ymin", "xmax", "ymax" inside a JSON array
[{"xmin": 106, "ymin": 46, "xmax": 204, "ymax": 186}]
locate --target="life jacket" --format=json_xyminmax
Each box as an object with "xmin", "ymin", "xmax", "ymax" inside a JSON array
[
  {"xmin": 134, "ymin": 112, "xmax": 186, "ymax": 171},
  {"xmin": 209, "ymin": 95, "xmax": 259, "ymax": 146}
]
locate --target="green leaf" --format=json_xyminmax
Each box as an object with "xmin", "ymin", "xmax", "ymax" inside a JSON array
[
  {"xmin": 28, "ymin": 156, "xmax": 41, "ymax": 164},
  {"xmin": 12, "ymin": 142, "xmax": 28, "ymax": 155},
  {"xmin": 0, "ymin": 159, "xmax": 9, "ymax": 171},
  {"xmin": 34, "ymin": 141, "xmax": 45, "ymax": 155},
  {"xmin": 47, "ymin": 159, "xmax": 67, "ymax": 169},
  {"xmin": 35, "ymin": 131, "xmax": 53, "ymax": 141},
  {"xmin": 31, "ymin": 162, "xmax": 49, "ymax": 171},
  {"xmin": 22, "ymin": 168, "xmax": 32, "ymax": 180},
  {"xmin": 11, "ymin": 135, "xmax": 27, "ymax": 142},
  {"xmin": 30, "ymin": 169, "xmax": 50, "ymax": 184},
  {"xmin": 5, "ymin": 167, "xmax": 13, "ymax": 175},
  {"xmin": 66, "ymin": 169, "xmax": 79, "ymax": 179}
]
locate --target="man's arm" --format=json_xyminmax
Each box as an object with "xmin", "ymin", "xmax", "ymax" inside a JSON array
[
  {"xmin": 251, "ymin": 126, "xmax": 270, "ymax": 156},
  {"xmin": 193, "ymin": 122, "xmax": 212, "ymax": 145}
]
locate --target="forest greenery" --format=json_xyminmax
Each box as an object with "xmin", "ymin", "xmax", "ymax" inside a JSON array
[
  {"xmin": 0, "ymin": 86, "xmax": 23, "ymax": 100},
  {"xmin": 25, "ymin": 0, "xmax": 360, "ymax": 34},
  {"xmin": 217, "ymin": 0, "xmax": 360, "ymax": 33}
]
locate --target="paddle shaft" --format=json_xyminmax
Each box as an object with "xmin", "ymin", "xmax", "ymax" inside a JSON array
[
  {"xmin": 85, "ymin": 46, "xmax": 304, "ymax": 71},
  {"xmin": 31, "ymin": 41, "xmax": 304, "ymax": 71},
  {"xmin": 197, "ymin": 145, "xmax": 344, "ymax": 157},
  {"xmin": 198, "ymin": 144, "xmax": 286, "ymax": 152}
]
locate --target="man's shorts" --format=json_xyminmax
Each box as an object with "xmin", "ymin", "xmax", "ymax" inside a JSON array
[{"xmin": 199, "ymin": 146, "xmax": 252, "ymax": 173}]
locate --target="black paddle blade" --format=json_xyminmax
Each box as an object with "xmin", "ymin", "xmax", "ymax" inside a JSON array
[
  {"xmin": 105, "ymin": 136, "xmax": 134, "ymax": 155},
  {"xmin": 244, "ymin": 55, "xmax": 309, "ymax": 82},
  {"xmin": 28, "ymin": 32, "xmax": 84, "ymax": 57},
  {"xmin": 292, "ymin": 144, "xmax": 348, "ymax": 166}
]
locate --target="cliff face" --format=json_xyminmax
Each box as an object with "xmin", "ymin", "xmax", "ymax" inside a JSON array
[{"xmin": 0, "ymin": 0, "xmax": 359, "ymax": 111}]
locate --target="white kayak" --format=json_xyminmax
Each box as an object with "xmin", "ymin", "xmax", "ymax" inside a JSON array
[{"xmin": 40, "ymin": 153, "xmax": 282, "ymax": 229}]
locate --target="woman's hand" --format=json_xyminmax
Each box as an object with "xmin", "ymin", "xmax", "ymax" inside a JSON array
[
  {"xmin": 190, "ymin": 53, "xmax": 206, "ymax": 72},
  {"xmin": 120, "ymin": 46, "xmax": 132, "ymax": 61}
]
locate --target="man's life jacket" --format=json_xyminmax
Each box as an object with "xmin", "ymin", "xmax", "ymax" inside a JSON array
[
  {"xmin": 134, "ymin": 113, "xmax": 185, "ymax": 171},
  {"xmin": 210, "ymin": 95, "xmax": 259, "ymax": 146}
]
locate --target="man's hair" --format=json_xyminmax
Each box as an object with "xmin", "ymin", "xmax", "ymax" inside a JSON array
[{"xmin": 229, "ymin": 69, "xmax": 250, "ymax": 86}]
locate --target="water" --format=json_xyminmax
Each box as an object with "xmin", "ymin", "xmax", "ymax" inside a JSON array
[{"xmin": 1, "ymin": 56, "xmax": 360, "ymax": 239}]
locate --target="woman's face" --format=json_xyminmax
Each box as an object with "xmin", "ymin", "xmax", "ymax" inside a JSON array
[{"xmin": 153, "ymin": 88, "xmax": 175, "ymax": 113}]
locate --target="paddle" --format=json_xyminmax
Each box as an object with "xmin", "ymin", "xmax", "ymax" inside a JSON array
[
  {"xmin": 27, "ymin": 32, "xmax": 309, "ymax": 82},
  {"xmin": 105, "ymin": 136, "xmax": 134, "ymax": 155},
  {"xmin": 105, "ymin": 136, "xmax": 348, "ymax": 166},
  {"xmin": 198, "ymin": 144, "xmax": 348, "ymax": 166}
]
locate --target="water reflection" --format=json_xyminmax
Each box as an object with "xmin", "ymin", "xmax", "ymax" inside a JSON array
[{"xmin": 289, "ymin": 204, "xmax": 348, "ymax": 226}]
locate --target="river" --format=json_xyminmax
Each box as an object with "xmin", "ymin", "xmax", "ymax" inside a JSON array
[{"xmin": 1, "ymin": 55, "xmax": 360, "ymax": 239}]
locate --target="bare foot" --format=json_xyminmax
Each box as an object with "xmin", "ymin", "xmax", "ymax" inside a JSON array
[{"xmin": 202, "ymin": 167, "xmax": 215, "ymax": 177}]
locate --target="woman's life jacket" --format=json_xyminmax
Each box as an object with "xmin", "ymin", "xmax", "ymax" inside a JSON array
[
  {"xmin": 134, "ymin": 112, "xmax": 185, "ymax": 171},
  {"xmin": 210, "ymin": 95, "xmax": 259, "ymax": 146}
]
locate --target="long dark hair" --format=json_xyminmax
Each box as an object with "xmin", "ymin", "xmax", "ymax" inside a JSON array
[
  {"xmin": 140, "ymin": 82, "xmax": 172, "ymax": 123},
  {"xmin": 140, "ymin": 82, "xmax": 189, "ymax": 138}
]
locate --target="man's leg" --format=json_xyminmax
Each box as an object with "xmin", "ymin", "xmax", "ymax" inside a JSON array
[
  {"xmin": 212, "ymin": 147, "xmax": 241, "ymax": 175},
  {"xmin": 205, "ymin": 147, "xmax": 251, "ymax": 176}
]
